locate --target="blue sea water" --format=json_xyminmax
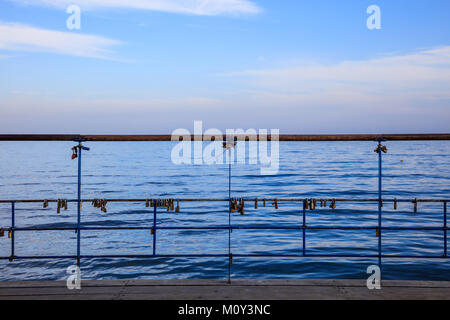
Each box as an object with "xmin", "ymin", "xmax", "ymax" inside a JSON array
[{"xmin": 0, "ymin": 141, "xmax": 449, "ymax": 281}]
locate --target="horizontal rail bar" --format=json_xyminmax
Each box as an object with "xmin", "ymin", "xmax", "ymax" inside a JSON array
[
  {"xmin": 7, "ymin": 226, "xmax": 450, "ymax": 231},
  {"xmin": 1, "ymin": 254, "xmax": 448, "ymax": 260},
  {"xmin": 0, "ymin": 198, "xmax": 448, "ymax": 203},
  {"xmin": 1, "ymin": 134, "xmax": 449, "ymax": 141}
]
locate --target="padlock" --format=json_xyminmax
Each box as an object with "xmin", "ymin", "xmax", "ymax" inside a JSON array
[
  {"xmin": 43, "ymin": 200, "xmax": 48, "ymax": 208},
  {"xmin": 8, "ymin": 230, "xmax": 12, "ymax": 239},
  {"xmin": 273, "ymin": 198, "xmax": 278, "ymax": 210},
  {"xmin": 0, "ymin": 228, "xmax": 4, "ymax": 237},
  {"xmin": 330, "ymin": 199, "xmax": 336, "ymax": 210},
  {"xmin": 376, "ymin": 228, "xmax": 380, "ymax": 237},
  {"xmin": 175, "ymin": 200, "xmax": 180, "ymax": 213},
  {"xmin": 230, "ymin": 200, "xmax": 235, "ymax": 213},
  {"xmin": 263, "ymin": 199, "xmax": 266, "ymax": 207},
  {"xmin": 57, "ymin": 199, "xmax": 61, "ymax": 214},
  {"xmin": 145, "ymin": 199, "xmax": 150, "ymax": 208},
  {"xmin": 374, "ymin": 144, "xmax": 388, "ymax": 154},
  {"xmin": 63, "ymin": 199, "xmax": 68, "ymax": 210},
  {"xmin": 254, "ymin": 199, "xmax": 258, "ymax": 209},
  {"xmin": 394, "ymin": 198, "xmax": 397, "ymax": 210},
  {"xmin": 304, "ymin": 199, "xmax": 309, "ymax": 210},
  {"xmin": 309, "ymin": 199, "xmax": 315, "ymax": 210},
  {"xmin": 101, "ymin": 200, "xmax": 107, "ymax": 213},
  {"xmin": 71, "ymin": 147, "xmax": 78, "ymax": 160},
  {"xmin": 239, "ymin": 199, "xmax": 245, "ymax": 215},
  {"xmin": 151, "ymin": 227, "xmax": 154, "ymax": 235},
  {"xmin": 413, "ymin": 198, "xmax": 417, "ymax": 213}
]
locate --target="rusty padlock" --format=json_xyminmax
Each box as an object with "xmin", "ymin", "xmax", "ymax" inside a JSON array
[{"xmin": 71, "ymin": 147, "xmax": 78, "ymax": 160}]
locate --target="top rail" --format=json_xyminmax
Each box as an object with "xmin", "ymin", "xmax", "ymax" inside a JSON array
[
  {"xmin": 0, "ymin": 198, "xmax": 448, "ymax": 203},
  {"xmin": 0, "ymin": 134, "xmax": 450, "ymax": 141}
]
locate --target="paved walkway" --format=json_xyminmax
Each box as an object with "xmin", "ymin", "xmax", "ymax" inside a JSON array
[{"xmin": 0, "ymin": 279, "xmax": 449, "ymax": 300}]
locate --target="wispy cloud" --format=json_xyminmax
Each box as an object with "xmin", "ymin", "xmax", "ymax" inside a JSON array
[
  {"xmin": 0, "ymin": 22, "xmax": 122, "ymax": 59},
  {"xmin": 11, "ymin": 0, "xmax": 262, "ymax": 16},
  {"xmin": 226, "ymin": 46, "xmax": 450, "ymax": 106}
]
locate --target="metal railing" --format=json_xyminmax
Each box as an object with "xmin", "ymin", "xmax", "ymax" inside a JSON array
[
  {"xmin": 0, "ymin": 137, "xmax": 449, "ymax": 282},
  {"xmin": 0, "ymin": 197, "xmax": 448, "ymax": 282}
]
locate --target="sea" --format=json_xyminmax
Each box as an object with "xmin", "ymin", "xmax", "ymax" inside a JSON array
[{"xmin": 0, "ymin": 141, "xmax": 449, "ymax": 281}]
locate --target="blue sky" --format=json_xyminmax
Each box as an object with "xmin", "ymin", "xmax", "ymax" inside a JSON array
[{"xmin": 0, "ymin": 0, "xmax": 449, "ymax": 133}]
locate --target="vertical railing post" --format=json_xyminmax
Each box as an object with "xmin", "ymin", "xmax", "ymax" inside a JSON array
[
  {"xmin": 227, "ymin": 148, "xmax": 232, "ymax": 284},
  {"xmin": 378, "ymin": 144, "xmax": 382, "ymax": 270},
  {"xmin": 77, "ymin": 143, "xmax": 82, "ymax": 266},
  {"xmin": 10, "ymin": 201, "xmax": 15, "ymax": 262},
  {"xmin": 444, "ymin": 201, "xmax": 447, "ymax": 257},
  {"xmin": 223, "ymin": 138, "xmax": 235, "ymax": 284},
  {"xmin": 302, "ymin": 199, "xmax": 306, "ymax": 256},
  {"xmin": 153, "ymin": 200, "xmax": 157, "ymax": 256},
  {"xmin": 375, "ymin": 140, "xmax": 386, "ymax": 276},
  {"xmin": 74, "ymin": 139, "xmax": 89, "ymax": 267}
]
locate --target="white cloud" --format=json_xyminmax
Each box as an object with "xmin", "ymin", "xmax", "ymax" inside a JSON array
[
  {"xmin": 0, "ymin": 22, "xmax": 122, "ymax": 59},
  {"xmin": 1, "ymin": 46, "xmax": 449, "ymax": 133},
  {"xmin": 226, "ymin": 46, "xmax": 450, "ymax": 106},
  {"xmin": 12, "ymin": 0, "xmax": 262, "ymax": 16}
]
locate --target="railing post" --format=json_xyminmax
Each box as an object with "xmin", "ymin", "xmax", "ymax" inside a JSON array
[
  {"xmin": 10, "ymin": 201, "xmax": 15, "ymax": 262},
  {"xmin": 302, "ymin": 199, "xmax": 306, "ymax": 256},
  {"xmin": 77, "ymin": 143, "xmax": 81, "ymax": 266},
  {"xmin": 74, "ymin": 139, "xmax": 89, "ymax": 267},
  {"xmin": 444, "ymin": 201, "xmax": 447, "ymax": 257},
  {"xmin": 222, "ymin": 138, "xmax": 236, "ymax": 284},
  {"xmin": 227, "ymin": 148, "xmax": 232, "ymax": 284},
  {"xmin": 153, "ymin": 200, "xmax": 157, "ymax": 256},
  {"xmin": 375, "ymin": 140, "xmax": 386, "ymax": 276}
]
